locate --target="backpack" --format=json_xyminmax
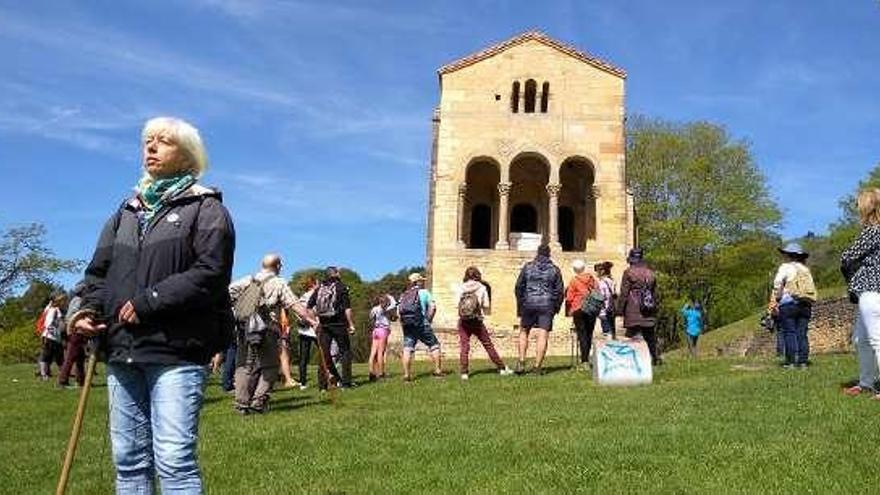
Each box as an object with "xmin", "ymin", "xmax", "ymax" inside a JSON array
[
  {"xmin": 458, "ymin": 290, "xmax": 482, "ymax": 321},
  {"xmin": 786, "ymin": 265, "xmax": 817, "ymax": 303},
  {"xmin": 398, "ymin": 286, "xmax": 424, "ymax": 327},
  {"xmin": 580, "ymin": 289, "xmax": 606, "ymax": 318},
  {"xmin": 34, "ymin": 307, "xmax": 48, "ymax": 337},
  {"xmin": 314, "ymin": 282, "xmax": 339, "ymax": 318},
  {"xmin": 232, "ymin": 276, "xmax": 264, "ymax": 323},
  {"xmin": 635, "ymin": 275, "xmax": 657, "ymax": 315}
]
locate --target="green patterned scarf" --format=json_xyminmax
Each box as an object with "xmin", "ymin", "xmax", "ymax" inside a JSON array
[{"xmin": 138, "ymin": 173, "xmax": 196, "ymax": 221}]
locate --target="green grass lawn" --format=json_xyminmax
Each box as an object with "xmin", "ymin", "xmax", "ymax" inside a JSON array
[{"xmin": 0, "ymin": 354, "xmax": 874, "ymax": 494}]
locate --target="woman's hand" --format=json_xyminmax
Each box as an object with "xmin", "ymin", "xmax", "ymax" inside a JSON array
[
  {"xmin": 74, "ymin": 316, "xmax": 107, "ymax": 337},
  {"xmin": 119, "ymin": 301, "xmax": 140, "ymax": 324}
]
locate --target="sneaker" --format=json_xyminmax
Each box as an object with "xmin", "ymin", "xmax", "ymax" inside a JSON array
[
  {"xmin": 432, "ymin": 371, "xmax": 446, "ymax": 378},
  {"xmin": 368, "ymin": 373, "xmax": 377, "ymax": 382},
  {"xmin": 796, "ymin": 363, "xmax": 809, "ymax": 370},
  {"xmin": 843, "ymin": 385, "xmax": 869, "ymax": 397},
  {"xmin": 514, "ymin": 361, "xmax": 525, "ymax": 375},
  {"xmin": 234, "ymin": 405, "xmax": 251, "ymax": 416},
  {"xmin": 498, "ymin": 367, "xmax": 514, "ymax": 376},
  {"xmin": 299, "ymin": 384, "xmax": 308, "ymax": 391},
  {"xmin": 460, "ymin": 373, "xmax": 469, "ymax": 381},
  {"xmin": 781, "ymin": 363, "xmax": 796, "ymax": 369}
]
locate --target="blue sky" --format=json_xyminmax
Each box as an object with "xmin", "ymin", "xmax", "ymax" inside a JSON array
[{"xmin": 0, "ymin": 1, "xmax": 878, "ymax": 288}]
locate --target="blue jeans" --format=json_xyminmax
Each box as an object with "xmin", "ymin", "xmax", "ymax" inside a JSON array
[
  {"xmin": 778, "ymin": 303, "xmax": 812, "ymax": 365},
  {"xmin": 107, "ymin": 363, "xmax": 207, "ymax": 495},
  {"xmin": 599, "ymin": 315, "xmax": 616, "ymax": 338}
]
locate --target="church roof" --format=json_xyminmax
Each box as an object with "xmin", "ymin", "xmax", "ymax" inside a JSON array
[{"xmin": 438, "ymin": 30, "xmax": 626, "ymax": 79}]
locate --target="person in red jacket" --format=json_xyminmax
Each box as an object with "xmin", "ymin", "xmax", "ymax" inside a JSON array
[{"xmin": 565, "ymin": 259, "xmax": 598, "ymax": 370}]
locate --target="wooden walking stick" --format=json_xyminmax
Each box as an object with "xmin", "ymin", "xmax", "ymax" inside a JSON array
[{"xmin": 56, "ymin": 346, "xmax": 98, "ymax": 495}]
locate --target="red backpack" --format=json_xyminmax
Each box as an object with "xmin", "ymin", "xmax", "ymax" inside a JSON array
[{"xmin": 33, "ymin": 307, "xmax": 49, "ymax": 337}]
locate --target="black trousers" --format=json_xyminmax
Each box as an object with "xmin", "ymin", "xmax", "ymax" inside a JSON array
[
  {"xmin": 572, "ymin": 311, "xmax": 597, "ymax": 364},
  {"xmin": 298, "ymin": 334, "xmax": 317, "ymax": 385},
  {"xmin": 625, "ymin": 325, "xmax": 658, "ymax": 362},
  {"xmin": 318, "ymin": 325, "xmax": 352, "ymax": 389}
]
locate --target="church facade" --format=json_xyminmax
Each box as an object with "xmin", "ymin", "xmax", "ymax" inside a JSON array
[{"xmin": 424, "ymin": 32, "xmax": 634, "ymax": 343}]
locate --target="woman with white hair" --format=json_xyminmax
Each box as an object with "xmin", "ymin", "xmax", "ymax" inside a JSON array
[
  {"xmin": 70, "ymin": 116, "xmax": 235, "ymax": 493},
  {"xmin": 564, "ymin": 259, "xmax": 599, "ymax": 370}
]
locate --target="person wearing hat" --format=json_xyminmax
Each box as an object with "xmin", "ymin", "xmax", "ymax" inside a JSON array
[
  {"xmin": 397, "ymin": 272, "xmax": 443, "ymax": 381},
  {"xmin": 564, "ymin": 259, "xmax": 599, "ymax": 371},
  {"xmin": 616, "ymin": 248, "xmax": 661, "ymax": 365},
  {"xmin": 769, "ymin": 242, "xmax": 816, "ymax": 368},
  {"xmin": 308, "ymin": 266, "xmax": 357, "ymax": 390}
]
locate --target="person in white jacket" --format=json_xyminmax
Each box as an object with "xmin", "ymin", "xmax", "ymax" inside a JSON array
[
  {"xmin": 457, "ymin": 266, "xmax": 514, "ymax": 380},
  {"xmin": 37, "ymin": 294, "xmax": 66, "ymax": 381}
]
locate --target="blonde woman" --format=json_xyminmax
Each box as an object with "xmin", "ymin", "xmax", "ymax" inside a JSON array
[
  {"xmin": 71, "ymin": 117, "xmax": 235, "ymax": 493},
  {"xmin": 842, "ymin": 188, "xmax": 880, "ymax": 398}
]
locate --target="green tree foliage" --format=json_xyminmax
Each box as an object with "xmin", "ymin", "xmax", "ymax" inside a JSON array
[
  {"xmin": 0, "ymin": 224, "xmax": 81, "ymax": 301},
  {"xmin": 802, "ymin": 162, "xmax": 880, "ymax": 289},
  {"xmin": 626, "ymin": 116, "xmax": 782, "ymax": 346}
]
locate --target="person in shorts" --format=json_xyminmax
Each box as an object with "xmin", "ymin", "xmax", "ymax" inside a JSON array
[
  {"xmin": 398, "ymin": 273, "xmax": 443, "ymax": 381},
  {"xmin": 514, "ymin": 244, "xmax": 564, "ymax": 375},
  {"xmin": 368, "ymin": 294, "xmax": 396, "ymax": 381}
]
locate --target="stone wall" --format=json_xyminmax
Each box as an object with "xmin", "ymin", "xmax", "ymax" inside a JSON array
[{"xmin": 715, "ymin": 297, "xmax": 855, "ymax": 358}]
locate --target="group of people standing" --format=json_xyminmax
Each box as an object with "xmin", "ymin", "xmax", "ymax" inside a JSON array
[{"xmin": 34, "ymin": 282, "xmax": 92, "ymax": 388}]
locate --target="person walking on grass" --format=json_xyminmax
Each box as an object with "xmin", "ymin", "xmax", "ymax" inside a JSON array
[
  {"xmin": 308, "ymin": 266, "xmax": 357, "ymax": 390},
  {"xmin": 617, "ymin": 248, "xmax": 662, "ymax": 365},
  {"xmin": 230, "ymin": 254, "xmax": 317, "ymax": 414},
  {"xmin": 57, "ymin": 282, "xmax": 87, "ymax": 388},
  {"xmin": 368, "ymin": 294, "xmax": 396, "ymax": 381},
  {"xmin": 514, "ymin": 244, "xmax": 564, "ymax": 375},
  {"xmin": 595, "ymin": 262, "xmax": 617, "ymax": 339},
  {"xmin": 278, "ymin": 307, "xmax": 298, "ymax": 388},
  {"xmin": 37, "ymin": 294, "xmax": 66, "ymax": 381},
  {"xmin": 681, "ymin": 299, "xmax": 704, "ymax": 359},
  {"xmin": 398, "ymin": 272, "xmax": 444, "ymax": 382},
  {"xmin": 841, "ymin": 188, "xmax": 880, "ymax": 398},
  {"xmin": 69, "ymin": 116, "xmax": 235, "ymax": 493},
  {"xmin": 296, "ymin": 277, "xmax": 319, "ymax": 390},
  {"xmin": 457, "ymin": 266, "xmax": 514, "ymax": 380},
  {"xmin": 565, "ymin": 259, "xmax": 599, "ymax": 371},
  {"xmin": 769, "ymin": 243, "xmax": 816, "ymax": 369}
]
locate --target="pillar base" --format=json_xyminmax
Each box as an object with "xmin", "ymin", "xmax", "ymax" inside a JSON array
[{"xmin": 494, "ymin": 241, "xmax": 509, "ymax": 250}]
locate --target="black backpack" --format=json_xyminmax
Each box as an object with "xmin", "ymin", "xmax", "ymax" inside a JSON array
[
  {"xmin": 314, "ymin": 282, "xmax": 339, "ymax": 318},
  {"xmin": 398, "ymin": 286, "xmax": 424, "ymax": 327}
]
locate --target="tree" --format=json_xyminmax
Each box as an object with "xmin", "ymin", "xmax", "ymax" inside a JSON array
[
  {"xmin": 0, "ymin": 224, "xmax": 81, "ymax": 301},
  {"xmin": 626, "ymin": 116, "xmax": 782, "ymax": 346},
  {"xmin": 803, "ymin": 161, "xmax": 880, "ymax": 289}
]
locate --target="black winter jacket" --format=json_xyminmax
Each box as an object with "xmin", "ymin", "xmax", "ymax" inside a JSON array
[
  {"xmin": 514, "ymin": 255, "xmax": 564, "ymax": 315},
  {"xmin": 81, "ymin": 184, "xmax": 235, "ymax": 365}
]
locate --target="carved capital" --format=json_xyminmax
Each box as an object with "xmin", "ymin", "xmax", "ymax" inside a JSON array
[
  {"xmin": 497, "ymin": 182, "xmax": 512, "ymax": 196},
  {"xmin": 458, "ymin": 183, "xmax": 468, "ymax": 197},
  {"xmin": 589, "ymin": 185, "xmax": 600, "ymax": 199},
  {"xmin": 546, "ymin": 183, "xmax": 562, "ymax": 196}
]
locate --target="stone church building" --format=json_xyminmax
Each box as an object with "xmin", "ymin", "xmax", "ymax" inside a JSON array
[{"xmin": 398, "ymin": 32, "xmax": 635, "ymax": 359}]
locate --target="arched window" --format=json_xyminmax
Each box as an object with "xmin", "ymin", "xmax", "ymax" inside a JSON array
[
  {"xmin": 524, "ymin": 79, "xmax": 537, "ymax": 113},
  {"xmin": 469, "ymin": 204, "xmax": 492, "ymax": 249},
  {"xmin": 511, "ymin": 203, "xmax": 538, "ymax": 233},
  {"xmin": 511, "ymin": 81, "xmax": 520, "ymax": 113},
  {"xmin": 540, "ymin": 82, "xmax": 550, "ymax": 113}
]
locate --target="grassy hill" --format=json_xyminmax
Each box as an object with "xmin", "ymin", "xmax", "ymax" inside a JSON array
[{"xmin": 0, "ymin": 354, "xmax": 873, "ymax": 494}]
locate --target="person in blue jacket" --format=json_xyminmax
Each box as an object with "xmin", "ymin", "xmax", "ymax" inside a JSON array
[{"xmin": 681, "ymin": 300, "xmax": 704, "ymax": 358}]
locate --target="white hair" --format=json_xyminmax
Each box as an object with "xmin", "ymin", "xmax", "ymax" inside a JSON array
[
  {"xmin": 139, "ymin": 116, "xmax": 208, "ymax": 186},
  {"xmin": 571, "ymin": 259, "xmax": 586, "ymax": 273}
]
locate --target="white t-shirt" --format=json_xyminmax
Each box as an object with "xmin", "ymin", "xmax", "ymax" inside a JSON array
[{"xmin": 41, "ymin": 305, "xmax": 63, "ymax": 342}]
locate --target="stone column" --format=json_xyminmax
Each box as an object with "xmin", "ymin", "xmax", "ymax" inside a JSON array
[
  {"xmin": 457, "ymin": 183, "xmax": 467, "ymax": 248},
  {"xmin": 495, "ymin": 182, "xmax": 512, "ymax": 250},
  {"xmin": 546, "ymin": 183, "xmax": 562, "ymax": 249}
]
